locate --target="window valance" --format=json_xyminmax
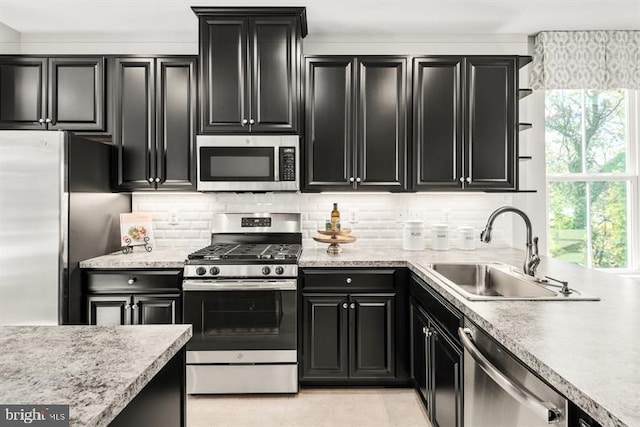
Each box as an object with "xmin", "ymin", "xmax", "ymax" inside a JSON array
[{"xmin": 531, "ymin": 31, "xmax": 640, "ymax": 90}]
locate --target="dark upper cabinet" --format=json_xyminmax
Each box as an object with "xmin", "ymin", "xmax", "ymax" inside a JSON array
[
  {"xmin": 304, "ymin": 56, "xmax": 408, "ymax": 191},
  {"xmin": 194, "ymin": 8, "xmax": 306, "ymax": 134},
  {"xmin": 114, "ymin": 56, "xmax": 196, "ymax": 191},
  {"xmin": 412, "ymin": 55, "xmax": 521, "ymax": 191},
  {"xmin": 0, "ymin": 56, "xmax": 105, "ymax": 131}
]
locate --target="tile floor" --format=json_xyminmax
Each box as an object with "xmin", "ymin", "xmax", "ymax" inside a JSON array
[{"xmin": 187, "ymin": 388, "xmax": 431, "ymax": 427}]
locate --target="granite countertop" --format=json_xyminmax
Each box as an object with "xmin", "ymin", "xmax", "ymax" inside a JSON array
[
  {"xmin": 80, "ymin": 247, "xmax": 193, "ymax": 269},
  {"xmin": 0, "ymin": 325, "xmax": 192, "ymax": 427},
  {"xmin": 80, "ymin": 245, "xmax": 640, "ymax": 427}
]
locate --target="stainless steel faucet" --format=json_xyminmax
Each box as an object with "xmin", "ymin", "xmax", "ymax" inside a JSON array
[{"xmin": 480, "ymin": 206, "xmax": 540, "ymax": 277}]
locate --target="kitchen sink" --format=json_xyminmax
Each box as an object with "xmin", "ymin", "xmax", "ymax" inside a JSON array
[{"xmin": 420, "ymin": 263, "xmax": 599, "ymax": 301}]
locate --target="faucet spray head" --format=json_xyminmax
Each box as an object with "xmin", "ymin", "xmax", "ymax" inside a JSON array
[{"xmin": 480, "ymin": 226, "xmax": 492, "ymax": 243}]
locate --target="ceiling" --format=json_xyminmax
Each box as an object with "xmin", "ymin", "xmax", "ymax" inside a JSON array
[{"xmin": 0, "ymin": 0, "xmax": 638, "ymax": 37}]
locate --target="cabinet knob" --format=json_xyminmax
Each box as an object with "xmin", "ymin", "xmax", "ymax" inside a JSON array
[
  {"xmin": 127, "ymin": 278, "xmax": 136, "ymax": 285},
  {"xmin": 350, "ymin": 303, "xmax": 356, "ymax": 309},
  {"xmin": 459, "ymin": 177, "xmax": 465, "ymax": 183},
  {"xmin": 45, "ymin": 118, "xmax": 52, "ymax": 123},
  {"xmin": 124, "ymin": 304, "xmax": 131, "ymax": 310},
  {"xmin": 148, "ymin": 177, "xmax": 154, "ymax": 183},
  {"xmin": 423, "ymin": 327, "xmax": 433, "ymax": 337},
  {"xmin": 466, "ymin": 177, "xmax": 471, "ymax": 183},
  {"xmin": 249, "ymin": 119, "xmax": 255, "ymax": 125},
  {"xmin": 132, "ymin": 304, "xmax": 138, "ymax": 310},
  {"xmin": 342, "ymin": 302, "xmax": 348, "ymax": 309},
  {"xmin": 38, "ymin": 118, "xmax": 45, "ymax": 124},
  {"xmin": 349, "ymin": 177, "xmax": 355, "ymax": 183},
  {"xmin": 355, "ymin": 177, "xmax": 361, "ymax": 183},
  {"xmin": 155, "ymin": 177, "xmax": 161, "ymax": 183},
  {"xmin": 346, "ymin": 277, "xmax": 352, "ymax": 284},
  {"xmin": 242, "ymin": 119, "xmax": 248, "ymax": 126}
]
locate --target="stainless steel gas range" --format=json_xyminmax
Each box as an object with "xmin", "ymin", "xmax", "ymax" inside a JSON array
[{"xmin": 183, "ymin": 213, "xmax": 301, "ymax": 394}]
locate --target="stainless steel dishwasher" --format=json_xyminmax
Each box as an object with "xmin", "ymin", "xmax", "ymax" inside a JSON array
[{"xmin": 459, "ymin": 320, "xmax": 568, "ymax": 426}]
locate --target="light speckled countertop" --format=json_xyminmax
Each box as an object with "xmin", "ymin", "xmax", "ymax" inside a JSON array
[
  {"xmin": 80, "ymin": 245, "xmax": 640, "ymax": 427},
  {"xmin": 0, "ymin": 325, "xmax": 191, "ymax": 427}
]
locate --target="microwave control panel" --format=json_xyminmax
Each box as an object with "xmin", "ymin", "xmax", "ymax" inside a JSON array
[{"xmin": 279, "ymin": 147, "xmax": 296, "ymax": 181}]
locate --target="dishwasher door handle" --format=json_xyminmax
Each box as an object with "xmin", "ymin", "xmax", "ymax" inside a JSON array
[{"xmin": 458, "ymin": 327, "xmax": 563, "ymax": 424}]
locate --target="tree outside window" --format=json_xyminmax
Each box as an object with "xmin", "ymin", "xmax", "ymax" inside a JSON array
[{"xmin": 545, "ymin": 89, "xmax": 636, "ymax": 269}]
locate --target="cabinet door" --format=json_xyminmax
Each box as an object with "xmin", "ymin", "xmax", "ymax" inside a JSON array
[
  {"xmin": 48, "ymin": 57, "xmax": 105, "ymax": 131},
  {"xmin": 356, "ymin": 57, "xmax": 407, "ymax": 191},
  {"xmin": 114, "ymin": 58, "xmax": 155, "ymax": 190},
  {"xmin": 0, "ymin": 57, "xmax": 47, "ymax": 129},
  {"xmin": 249, "ymin": 16, "xmax": 299, "ymax": 133},
  {"xmin": 199, "ymin": 17, "xmax": 249, "ymax": 133},
  {"xmin": 465, "ymin": 56, "xmax": 517, "ymax": 190},
  {"xmin": 304, "ymin": 57, "xmax": 355, "ymax": 190},
  {"xmin": 156, "ymin": 57, "xmax": 197, "ymax": 190},
  {"xmin": 301, "ymin": 294, "xmax": 349, "ymax": 379},
  {"xmin": 412, "ymin": 57, "xmax": 464, "ymax": 190},
  {"xmin": 88, "ymin": 295, "xmax": 131, "ymax": 326},
  {"xmin": 411, "ymin": 305, "xmax": 429, "ymax": 405},
  {"xmin": 431, "ymin": 322, "xmax": 463, "ymax": 427},
  {"xmin": 350, "ymin": 294, "xmax": 396, "ymax": 378},
  {"xmin": 133, "ymin": 294, "xmax": 181, "ymax": 325}
]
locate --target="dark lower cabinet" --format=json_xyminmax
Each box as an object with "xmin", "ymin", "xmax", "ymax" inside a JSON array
[
  {"xmin": 304, "ymin": 56, "xmax": 407, "ymax": 191},
  {"xmin": 411, "ymin": 274, "xmax": 463, "ymax": 427},
  {"xmin": 300, "ymin": 268, "xmax": 409, "ymax": 385},
  {"xmin": 114, "ymin": 56, "xmax": 196, "ymax": 191},
  {"xmin": 0, "ymin": 56, "xmax": 105, "ymax": 130},
  {"xmin": 83, "ymin": 269, "xmax": 182, "ymax": 325}
]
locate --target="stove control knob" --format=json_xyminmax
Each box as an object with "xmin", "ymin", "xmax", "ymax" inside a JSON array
[
  {"xmin": 209, "ymin": 267, "xmax": 220, "ymax": 276},
  {"xmin": 262, "ymin": 266, "xmax": 271, "ymax": 276},
  {"xmin": 275, "ymin": 266, "xmax": 284, "ymax": 275},
  {"xmin": 195, "ymin": 267, "xmax": 207, "ymax": 276}
]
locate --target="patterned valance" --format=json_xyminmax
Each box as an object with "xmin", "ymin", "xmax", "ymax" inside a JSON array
[{"xmin": 531, "ymin": 31, "xmax": 640, "ymax": 90}]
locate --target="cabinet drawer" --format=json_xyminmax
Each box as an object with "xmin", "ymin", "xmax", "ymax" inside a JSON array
[
  {"xmin": 410, "ymin": 273, "xmax": 462, "ymax": 342},
  {"xmin": 302, "ymin": 269, "xmax": 396, "ymax": 291},
  {"xmin": 85, "ymin": 270, "xmax": 182, "ymax": 293}
]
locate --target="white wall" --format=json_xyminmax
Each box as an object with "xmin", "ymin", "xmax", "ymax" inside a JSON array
[
  {"xmin": 132, "ymin": 192, "xmax": 515, "ymax": 249},
  {"xmin": 0, "ymin": 22, "xmax": 20, "ymax": 54}
]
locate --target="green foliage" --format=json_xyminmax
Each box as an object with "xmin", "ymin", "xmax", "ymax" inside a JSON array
[{"xmin": 545, "ymin": 90, "xmax": 628, "ymax": 268}]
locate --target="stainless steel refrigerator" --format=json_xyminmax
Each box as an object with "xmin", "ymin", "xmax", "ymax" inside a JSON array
[{"xmin": 0, "ymin": 131, "xmax": 131, "ymax": 325}]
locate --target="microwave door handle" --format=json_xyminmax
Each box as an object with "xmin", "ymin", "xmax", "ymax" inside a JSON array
[
  {"xmin": 458, "ymin": 328, "xmax": 563, "ymax": 424},
  {"xmin": 274, "ymin": 146, "xmax": 280, "ymax": 182}
]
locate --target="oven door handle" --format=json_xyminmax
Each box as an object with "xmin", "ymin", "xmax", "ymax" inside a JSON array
[
  {"xmin": 458, "ymin": 327, "xmax": 563, "ymax": 424},
  {"xmin": 182, "ymin": 279, "xmax": 297, "ymax": 291}
]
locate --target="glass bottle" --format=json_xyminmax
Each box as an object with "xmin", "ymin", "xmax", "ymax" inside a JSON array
[{"xmin": 330, "ymin": 203, "xmax": 341, "ymax": 231}]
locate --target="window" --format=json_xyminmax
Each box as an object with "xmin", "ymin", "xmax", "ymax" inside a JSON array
[{"xmin": 545, "ymin": 89, "xmax": 639, "ymax": 271}]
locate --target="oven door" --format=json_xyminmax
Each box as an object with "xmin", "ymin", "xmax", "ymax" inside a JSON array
[{"xmin": 183, "ymin": 279, "xmax": 297, "ymax": 352}]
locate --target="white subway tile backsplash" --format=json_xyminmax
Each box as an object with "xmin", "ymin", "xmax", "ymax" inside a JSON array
[{"xmin": 132, "ymin": 192, "xmax": 515, "ymax": 248}]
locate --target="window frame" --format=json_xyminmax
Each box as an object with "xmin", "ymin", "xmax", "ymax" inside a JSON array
[{"xmin": 544, "ymin": 89, "xmax": 639, "ymax": 273}]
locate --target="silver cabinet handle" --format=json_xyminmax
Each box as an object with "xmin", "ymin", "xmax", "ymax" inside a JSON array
[
  {"xmin": 466, "ymin": 177, "xmax": 471, "ymax": 183},
  {"xmin": 155, "ymin": 177, "xmax": 161, "ymax": 183},
  {"xmin": 349, "ymin": 177, "xmax": 355, "ymax": 183},
  {"xmin": 131, "ymin": 304, "xmax": 138, "ymax": 310},
  {"xmin": 459, "ymin": 177, "xmax": 465, "ymax": 183},
  {"xmin": 346, "ymin": 277, "xmax": 352, "ymax": 284},
  {"xmin": 242, "ymin": 119, "xmax": 248, "ymax": 126},
  {"xmin": 249, "ymin": 119, "xmax": 255, "ymax": 125},
  {"xmin": 124, "ymin": 304, "xmax": 131, "ymax": 310},
  {"xmin": 342, "ymin": 302, "xmax": 348, "ymax": 309},
  {"xmin": 350, "ymin": 303, "xmax": 355, "ymax": 309},
  {"xmin": 458, "ymin": 328, "xmax": 563, "ymax": 424},
  {"xmin": 422, "ymin": 326, "xmax": 433, "ymax": 337},
  {"xmin": 148, "ymin": 177, "xmax": 154, "ymax": 183},
  {"xmin": 45, "ymin": 118, "xmax": 52, "ymax": 123},
  {"xmin": 127, "ymin": 278, "xmax": 136, "ymax": 285},
  {"xmin": 355, "ymin": 177, "xmax": 361, "ymax": 183},
  {"xmin": 38, "ymin": 118, "xmax": 45, "ymax": 124}
]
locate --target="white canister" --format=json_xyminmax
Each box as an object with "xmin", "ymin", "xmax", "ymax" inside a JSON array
[
  {"xmin": 458, "ymin": 226, "xmax": 476, "ymax": 250},
  {"xmin": 403, "ymin": 220, "xmax": 425, "ymax": 251},
  {"xmin": 431, "ymin": 224, "xmax": 449, "ymax": 251}
]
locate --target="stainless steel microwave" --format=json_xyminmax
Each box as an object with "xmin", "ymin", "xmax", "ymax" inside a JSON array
[{"xmin": 196, "ymin": 135, "xmax": 300, "ymax": 192}]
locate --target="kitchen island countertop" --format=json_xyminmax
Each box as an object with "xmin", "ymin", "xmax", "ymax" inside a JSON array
[{"xmin": 0, "ymin": 325, "xmax": 191, "ymax": 427}]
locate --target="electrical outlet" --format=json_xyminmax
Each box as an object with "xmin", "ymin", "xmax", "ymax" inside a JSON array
[{"xmin": 168, "ymin": 210, "xmax": 179, "ymax": 226}]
